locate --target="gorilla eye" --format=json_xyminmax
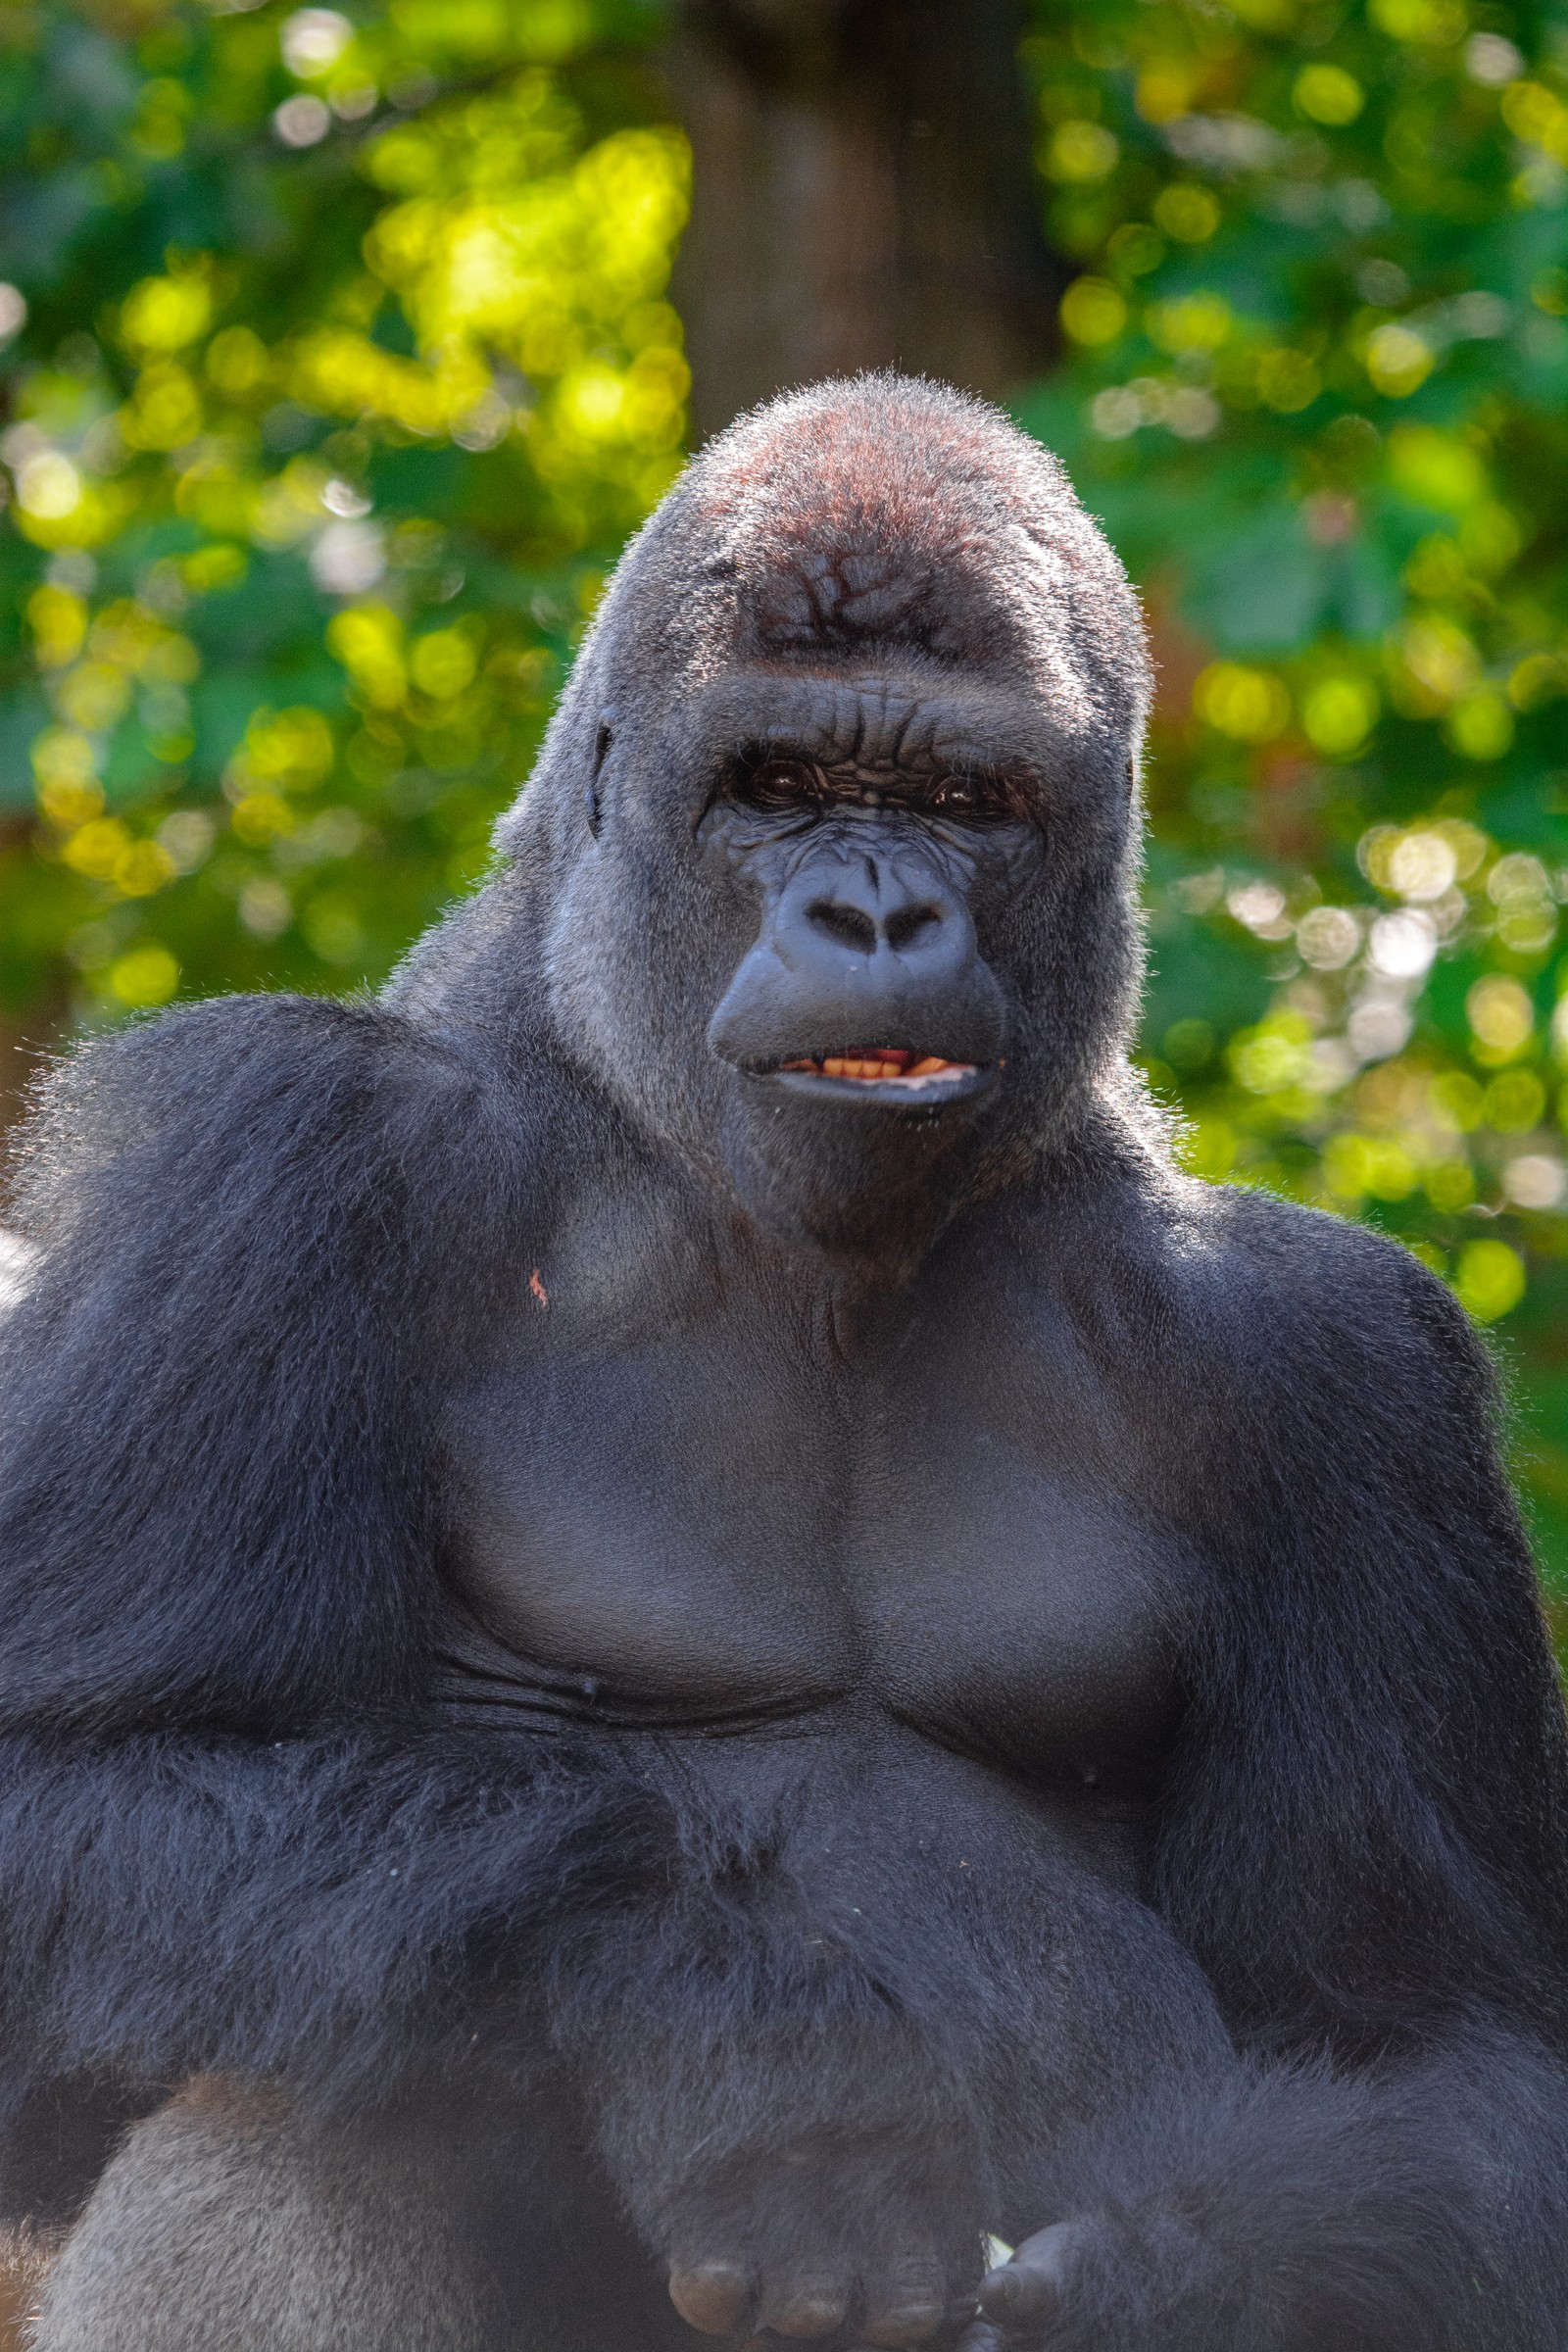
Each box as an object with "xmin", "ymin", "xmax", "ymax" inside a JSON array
[
  {"xmin": 927, "ymin": 772, "xmax": 1017, "ymax": 822},
  {"xmin": 734, "ymin": 756, "xmax": 827, "ymax": 812}
]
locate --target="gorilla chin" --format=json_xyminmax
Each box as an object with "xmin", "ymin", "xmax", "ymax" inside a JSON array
[{"xmin": 715, "ymin": 1045, "xmax": 1001, "ymax": 1270}]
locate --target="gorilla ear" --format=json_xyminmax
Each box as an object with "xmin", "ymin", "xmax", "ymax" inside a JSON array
[{"xmin": 587, "ymin": 714, "xmax": 614, "ymax": 838}]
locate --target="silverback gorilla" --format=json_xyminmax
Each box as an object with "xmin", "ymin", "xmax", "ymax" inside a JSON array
[{"xmin": 2, "ymin": 376, "xmax": 1568, "ymax": 2352}]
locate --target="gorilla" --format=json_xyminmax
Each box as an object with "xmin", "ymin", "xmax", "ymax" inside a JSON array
[{"xmin": 1, "ymin": 374, "xmax": 1567, "ymax": 2352}]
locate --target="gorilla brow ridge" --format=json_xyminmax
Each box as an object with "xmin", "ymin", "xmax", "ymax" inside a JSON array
[{"xmin": 682, "ymin": 670, "xmax": 1062, "ymax": 814}]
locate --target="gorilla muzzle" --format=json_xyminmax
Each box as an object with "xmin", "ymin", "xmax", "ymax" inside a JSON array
[{"xmin": 707, "ymin": 829, "xmax": 1006, "ymax": 1110}]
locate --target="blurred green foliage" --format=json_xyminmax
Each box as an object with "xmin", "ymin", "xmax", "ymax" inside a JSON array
[
  {"xmin": 0, "ymin": 0, "xmax": 684, "ymax": 1016},
  {"xmin": 2, "ymin": 0, "xmax": 1568, "ymax": 1612}
]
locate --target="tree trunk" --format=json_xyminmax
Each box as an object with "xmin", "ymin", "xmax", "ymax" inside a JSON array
[{"xmin": 666, "ymin": 0, "xmax": 1059, "ymax": 442}]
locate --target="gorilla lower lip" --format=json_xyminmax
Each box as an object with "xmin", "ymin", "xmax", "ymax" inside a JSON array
[{"xmin": 779, "ymin": 1050, "xmax": 978, "ymax": 1088}]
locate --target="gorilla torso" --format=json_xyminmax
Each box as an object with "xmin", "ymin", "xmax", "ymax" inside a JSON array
[
  {"xmin": 431, "ymin": 1145, "xmax": 1207, "ymax": 2244},
  {"xmin": 440, "ymin": 1164, "xmax": 1182, "ymax": 1823}
]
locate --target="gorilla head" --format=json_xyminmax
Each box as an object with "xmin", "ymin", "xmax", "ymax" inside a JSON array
[{"xmin": 440, "ymin": 376, "xmax": 1152, "ymax": 1268}]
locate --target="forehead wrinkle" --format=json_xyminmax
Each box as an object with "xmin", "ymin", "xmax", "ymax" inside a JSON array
[
  {"xmin": 679, "ymin": 666, "xmax": 1088, "ymax": 784},
  {"xmin": 494, "ymin": 376, "xmax": 1149, "ymax": 886}
]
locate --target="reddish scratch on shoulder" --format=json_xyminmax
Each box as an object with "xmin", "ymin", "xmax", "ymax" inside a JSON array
[{"xmin": 529, "ymin": 1267, "xmax": 549, "ymax": 1309}]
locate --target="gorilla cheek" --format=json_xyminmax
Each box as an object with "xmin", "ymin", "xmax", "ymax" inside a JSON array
[{"xmin": 542, "ymin": 852, "xmax": 738, "ymax": 1146}]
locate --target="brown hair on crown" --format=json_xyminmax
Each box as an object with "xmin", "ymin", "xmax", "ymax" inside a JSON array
[{"xmin": 684, "ymin": 374, "xmax": 1130, "ymax": 685}]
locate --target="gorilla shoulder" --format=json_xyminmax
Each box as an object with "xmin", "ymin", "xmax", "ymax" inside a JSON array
[
  {"xmin": 1142, "ymin": 1167, "xmax": 1510, "ymax": 1515},
  {"xmin": 0, "ymin": 986, "xmax": 551, "ymax": 1740},
  {"xmin": 1174, "ymin": 1172, "xmax": 1479, "ymax": 1349},
  {"xmin": 11, "ymin": 989, "xmax": 521, "ymax": 1257}
]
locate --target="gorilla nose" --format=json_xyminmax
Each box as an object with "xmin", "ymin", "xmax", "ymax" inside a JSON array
[
  {"xmin": 785, "ymin": 854, "xmax": 962, "ymax": 977},
  {"xmin": 805, "ymin": 884, "xmax": 945, "ymax": 959}
]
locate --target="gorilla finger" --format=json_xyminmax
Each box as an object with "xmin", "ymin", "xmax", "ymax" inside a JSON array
[
  {"xmin": 949, "ymin": 2326, "xmax": 1005, "ymax": 2352},
  {"xmin": 976, "ymin": 2266, "xmax": 1057, "ymax": 2328},
  {"xmin": 858, "ymin": 2257, "xmax": 949, "ymax": 2345},
  {"xmin": 976, "ymin": 2223, "xmax": 1081, "ymax": 2330},
  {"xmin": 669, "ymin": 2260, "xmax": 755, "ymax": 2335},
  {"xmin": 763, "ymin": 2279, "xmax": 850, "ymax": 2338}
]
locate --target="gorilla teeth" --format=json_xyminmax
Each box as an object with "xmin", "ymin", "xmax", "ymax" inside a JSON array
[{"xmin": 780, "ymin": 1051, "xmax": 976, "ymax": 1086}]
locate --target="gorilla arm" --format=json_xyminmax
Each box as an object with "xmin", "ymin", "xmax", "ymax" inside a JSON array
[
  {"xmin": 0, "ymin": 997, "xmax": 669, "ymax": 2229},
  {"xmin": 554, "ymin": 1843, "xmax": 1001, "ymax": 2345},
  {"xmin": 975, "ymin": 1200, "xmax": 1568, "ymax": 2352}
]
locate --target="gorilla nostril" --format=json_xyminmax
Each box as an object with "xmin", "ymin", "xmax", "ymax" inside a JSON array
[
  {"xmin": 885, "ymin": 903, "xmax": 943, "ymax": 953},
  {"xmin": 807, "ymin": 899, "xmax": 878, "ymax": 955}
]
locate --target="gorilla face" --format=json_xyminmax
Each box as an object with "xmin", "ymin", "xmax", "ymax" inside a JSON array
[
  {"xmin": 541, "ymin": 658, "xmax": 1058, "ymax": 1272},
  {"xmin": 694, "ymin": 671, "xmax": 1044, "ymax": 1261},
  {"xmin": 486, "ymin": 376, "xmax": 1153, "ymax": 1280}
]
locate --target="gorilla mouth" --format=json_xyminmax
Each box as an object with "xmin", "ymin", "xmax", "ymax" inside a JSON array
[{"xmin": 775, "ymin": 1048, "xmax": 982, "ymax": 1091}]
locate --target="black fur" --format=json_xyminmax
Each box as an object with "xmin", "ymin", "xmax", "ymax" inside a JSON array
[{"xmin": 2, "ymin": 377, "xmax": 1566, "ymax": 2350}]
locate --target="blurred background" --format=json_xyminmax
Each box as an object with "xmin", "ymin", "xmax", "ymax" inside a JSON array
[{"xmin": 0, "ymin": 0, "xmax": 1566, "ymax": 1631}]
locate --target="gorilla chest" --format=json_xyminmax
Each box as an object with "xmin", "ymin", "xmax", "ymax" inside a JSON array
[{"xmin": 441, "ymin": 1295, "xmax": 1183, "ymax": 1787}]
